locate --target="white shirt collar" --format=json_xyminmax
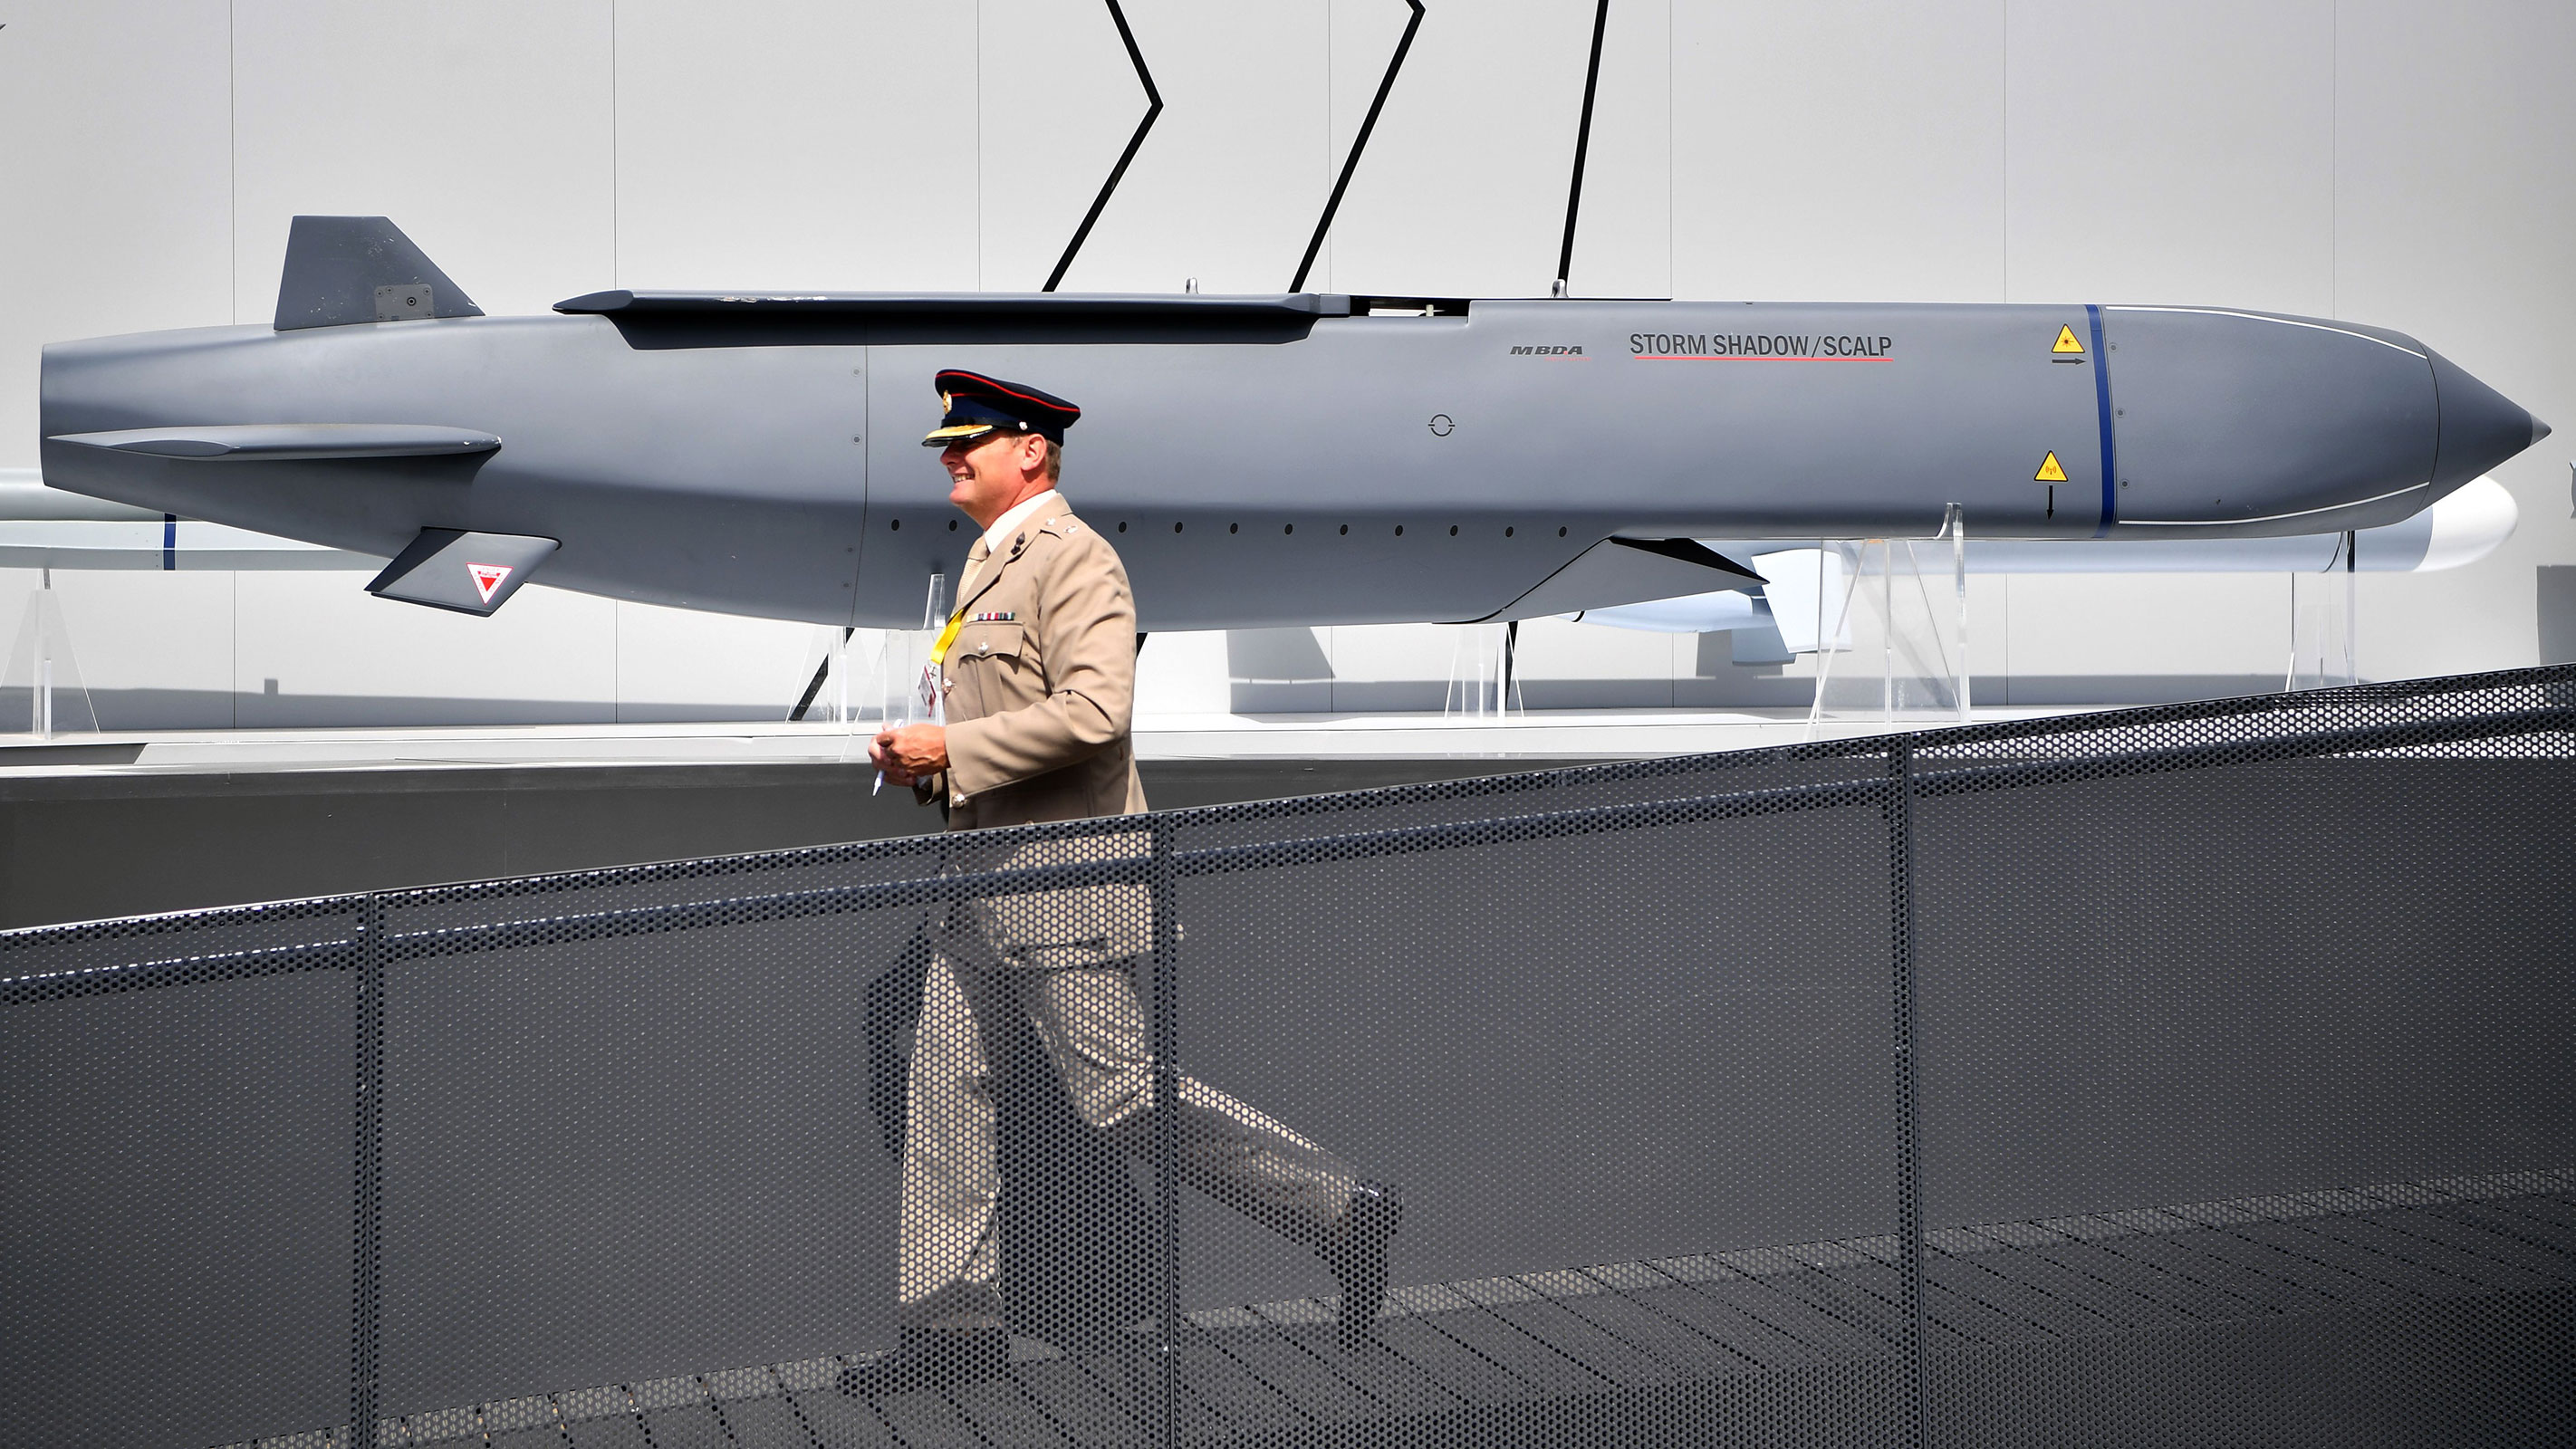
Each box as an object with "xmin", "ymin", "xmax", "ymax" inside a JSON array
[{"xmin": 980, "ymin": 488, "xmax": 1062, "ymax": 555}]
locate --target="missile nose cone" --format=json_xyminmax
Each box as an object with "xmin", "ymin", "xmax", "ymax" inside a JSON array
[{"xmin": 2427, "ymin": 349, "xmax": 2547, "ymax": 490}]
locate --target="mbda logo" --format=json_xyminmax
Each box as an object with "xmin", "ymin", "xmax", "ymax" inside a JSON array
[{"xmin": 1509, "ymin": 345, "xmax": 1585, "ymax": 356}]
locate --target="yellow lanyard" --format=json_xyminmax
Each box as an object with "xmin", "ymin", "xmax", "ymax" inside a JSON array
[
  {"xmin": 928, "ymin": 552, "xmax": 987, "ymax": 667},
  {"xmin": 928, "ymin": 607, "xmax": 968, "ymax": 667}
]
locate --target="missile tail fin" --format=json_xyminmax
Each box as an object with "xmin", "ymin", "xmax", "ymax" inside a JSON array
[
  {"xmin": 1486, "ymin": 537, "xmax": 1766, "ymax": 622},
  {"xmin": 274, "ymin": 216, "xmax": 485, "ymax": 331}
]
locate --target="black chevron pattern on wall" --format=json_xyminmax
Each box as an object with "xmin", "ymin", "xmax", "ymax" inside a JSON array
[
  {"xmin": 1043, "ymin": 0, "xmax": 1163, "ymax": 293},
  {"xmin": 1291, "ymin": 0, "xmax": 1426, "ymax": 293}
]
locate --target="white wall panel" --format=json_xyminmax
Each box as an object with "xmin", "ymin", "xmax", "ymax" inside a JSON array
[
  {"xmin": 1318, "ymin": 0, "xmax": 1601, "ymax": 298},
  {"xmin": 2335, "ymin": 0, "xmax": 2576, "ymax": 677},
  {"xmin": 1138, "ymin": 629, "xmax": 1233, "ymax": 715},
  {"xmin": 1672, "ymin": 1, "xmax": 2004, "ymax": 302},
  {"xmin": 1510, "ymin": 615, "xmax": 1677, "ymax": 708},
  {"xmin": 1046, "ymin": 1, "xmax": 1331, "ymax": 295},
  {"xmin": 1320, "ymin": 621, "xmax": 1455, "ymax": 711},
  {"xmin": 229, "ymin": 0, "xmax": 615, "ymax": 322},
  {"xmin": 2003, "ymin": 1, "xmax": 2334, "ymax": 313},
  {"xmin": 1998, "ymin": 572, "xmax": 2287, "ymax": 705},
  {"xmin": 612, "ymin": 598, "xmax": 816, "ymax": 722},
  {"xmin": 613, "ymin": 1, "xmax": 978, "ymax": 293},
  {"xmin": 231, "ymin": 575, "xmax": 618, "ymax": 726},
  {"xmin": 45, "ymin": 571, "xmax": 235, "ymax": 728},
  {"xmin": 0, "ymin": 568, "xmax": 236, "ymax": 730},
  {"xmin": 976, "ymin": 0, "xmax": 1158, "ymax": 292},
  {"xmin": 1671, "ymin": 651, "xmax": 1824, "ymax": 710},
  {"xmin": 0, "ymin": 1, "xmax": 234, "ymax": 470},
  {"xmin": 1567, "ymin": 0, "xmax": 1672, "ymax": 301}
]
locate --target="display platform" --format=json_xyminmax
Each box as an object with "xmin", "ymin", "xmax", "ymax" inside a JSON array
[{"xmin": 0, "ymin": 706, "xmax": 2090, "ymax": 776}]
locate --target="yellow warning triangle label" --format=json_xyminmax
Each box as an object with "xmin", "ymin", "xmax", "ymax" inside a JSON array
[
  {"xmin": 2052, "ymin": 324, "xmax": 2085, "ymax": 354},
  {"xmin": 2034, "ymin": 450, "xmax": 2069, "ymax": 483}
]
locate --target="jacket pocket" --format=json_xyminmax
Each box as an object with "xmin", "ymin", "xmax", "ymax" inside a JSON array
[{"xmin": 955, "ymin": 620, "xmax": 1026, "ymax": 663}]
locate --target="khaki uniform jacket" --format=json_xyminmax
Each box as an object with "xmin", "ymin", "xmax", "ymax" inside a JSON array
[
  {"xmin": 925, "ymin": 502, "xmax": 1149, "ymax": 830},
  {"xmin": 919, "ymin": 503, "xmax": 1155, "ymax": 970}
]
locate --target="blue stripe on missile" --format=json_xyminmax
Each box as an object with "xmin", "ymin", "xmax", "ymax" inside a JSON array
[
  {"xmin": 2088, "ymin": 303, "xmax": 2116, "ymax": 536},
  {"xmin": 162, "ymin": 513, "xmax": 177, "ymax": 570}
]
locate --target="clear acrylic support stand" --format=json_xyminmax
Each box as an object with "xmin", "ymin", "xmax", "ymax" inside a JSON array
[
  {"xmin": 4, "ymin": 571, "xmax": 101, "ymax": 738},
  {"xmin": 2287, "ymin": 531, "xmax": 2358, "ymax": 690},
  {"xmin": 789, "ymin": 625, "xmax": 860, "ymax": 725},
  {"xmin": 877, "ymin": 572, "xmax": 950, "ymax": 730},
  {"xmin": 835, "ymin": 629, "xmax": 855, "ymax": 727},
  {"xmin": 1807, "ymin": 506, "xmax": 1968, "ymax": 736},
  {"xmin": 1442, "ymin": 621, "xmax": 1518, "ymax": 722}
]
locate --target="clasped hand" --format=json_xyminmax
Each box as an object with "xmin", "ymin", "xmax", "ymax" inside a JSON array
[{"xmin": 870, "ymin": 723, "xmax": 948, "ymax": 785}]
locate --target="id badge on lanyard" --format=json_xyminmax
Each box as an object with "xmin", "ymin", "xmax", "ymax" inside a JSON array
[
  {"xmin": 918, "ymin": 661, "xmax": 944, "ymax": 724},
  {"xmin": 920, "ymin": 606, "xmax": 968, "ymax": 724}
]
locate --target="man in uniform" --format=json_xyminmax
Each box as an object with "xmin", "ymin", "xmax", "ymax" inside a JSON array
[{"xmin": 848, "ymin": 370, "xmax": 1401, "ymax": 1396}]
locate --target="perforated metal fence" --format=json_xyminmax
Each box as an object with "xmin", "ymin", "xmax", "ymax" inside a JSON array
[{"xmin": 5, "ymin": 666, "xmax": 2574, "ymax": 1449}]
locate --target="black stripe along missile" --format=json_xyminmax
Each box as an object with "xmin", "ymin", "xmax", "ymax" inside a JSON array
[{"xmin": 37, "ymin": 217, "xmax": 2549, "ymax": 629}]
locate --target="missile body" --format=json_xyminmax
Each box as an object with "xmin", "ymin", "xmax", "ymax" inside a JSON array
[{"xmin": 39, "ymin": 223, "xmax": 2546, "ymax": 631}]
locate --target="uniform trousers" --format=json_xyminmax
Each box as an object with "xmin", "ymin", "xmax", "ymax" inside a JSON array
[{"xmin": 898, "ymin": 951, "xmax": 1358, "ymax": 1331}]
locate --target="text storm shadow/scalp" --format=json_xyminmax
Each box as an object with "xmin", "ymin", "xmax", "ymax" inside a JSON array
[{"xmin": 1630, "ymin": 333, "xmax": 1894, "ymax": 359}]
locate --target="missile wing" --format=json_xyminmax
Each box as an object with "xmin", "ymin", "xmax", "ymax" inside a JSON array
[{"xmin": 37, "ymin": 216, "xmax": 2550, "ymax": 632}]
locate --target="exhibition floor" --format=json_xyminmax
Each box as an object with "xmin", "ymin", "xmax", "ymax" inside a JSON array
[{"xmin": 308, "ymin": 1166, "xmax": 2576, "ymax": 1449}]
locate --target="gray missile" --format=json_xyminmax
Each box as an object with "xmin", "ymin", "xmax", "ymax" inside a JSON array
[{"xmin": 38, "ymin": 216, "xmax": 2549, "ymax": 632}]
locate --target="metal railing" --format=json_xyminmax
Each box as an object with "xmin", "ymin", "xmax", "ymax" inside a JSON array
[{"xmin": 5, "ymin": 665, "xmax": 2573, "ymax": 1449}]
